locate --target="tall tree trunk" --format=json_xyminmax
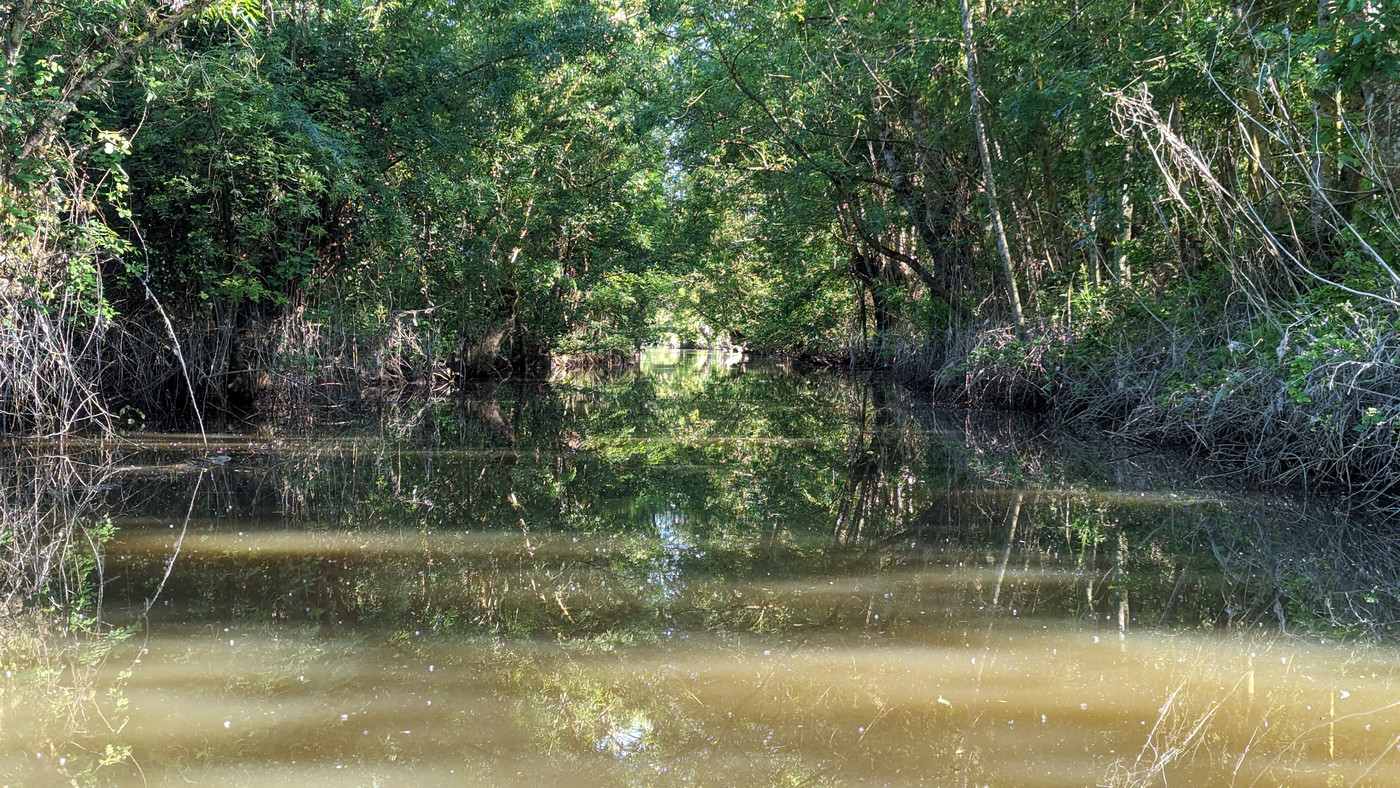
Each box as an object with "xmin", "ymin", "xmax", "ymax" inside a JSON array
[
  {"xmin": 959, "ymin": 0, "xmax": 1024, "ymax": 332},
  {"xmin": 1113, "ymin": 145, "xmax": 1133, "ymax": 280},
  {"xmin": 1085, "ymin": 147, "xmax": 1104, "ymax": 286},
  {"xmin": 1366, "ymin": 80, "xmax": 1400, "ymax": 194}
]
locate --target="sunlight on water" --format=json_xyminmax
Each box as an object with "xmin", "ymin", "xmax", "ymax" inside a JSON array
[
  {"xmin": 4, "ymin": 350, "xmax": 1400, "ymax": 785},
  {"xmin": 6, "ymin": 624, "xmax": 1400, "ymax": 786}
]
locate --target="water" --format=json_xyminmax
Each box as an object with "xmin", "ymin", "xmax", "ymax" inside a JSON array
[{"xmin": 4, "ymin": 349, "xmax": 1400, "ymax": 785}]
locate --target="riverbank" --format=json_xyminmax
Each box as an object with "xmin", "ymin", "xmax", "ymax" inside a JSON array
[
  {"xmin": 5, "ymin": 284, "xmax": 1393, "ymax": 506},
  {"xmin": 872, "ymin": 284, "xmax": 1400, "ymax": 503},
  {"xmin": 762, "ymin": 269, "xmax": 1398, "ymax": 503}
]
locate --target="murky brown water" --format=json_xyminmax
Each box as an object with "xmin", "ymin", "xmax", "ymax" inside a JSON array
[{"xmin": 4, "ymin": 350, "xmax": 1400, "ymax": 785}]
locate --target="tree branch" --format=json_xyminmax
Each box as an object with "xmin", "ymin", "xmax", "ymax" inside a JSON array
[{"xmin": 18, "ymin": 0, "xmax": 213, "ymax": 162}]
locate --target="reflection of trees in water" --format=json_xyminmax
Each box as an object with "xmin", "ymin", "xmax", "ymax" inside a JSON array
[
  {"xmin": 0, "ymin": 452, "xmax": 112, "ymax": 612},
  {"xmin": 14, "ymin": 370, "xmax": 1400, "ymax": 784},
  {"xmin": 0, "ymin": 451, "xmax": 139, "ymax": 784},
  {"xmin": 1188, "ymin": 502, "xmax": 1400, "ymax": 636},
  {"xmin": 833, "ymin": 386, "xmax": 921, "ymax": 544},
  {"xmin": 36, "ymin": 368, "xmax": 1400, "ymax": 644},
  {"xmin": 891, "ymin": 487, "xmax": 1400, "ymax": 638}
]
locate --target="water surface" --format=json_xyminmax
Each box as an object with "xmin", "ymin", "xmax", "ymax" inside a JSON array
[{"xmin": 4, "ymin": 349, "xmax": 1400, "ymax": 785}]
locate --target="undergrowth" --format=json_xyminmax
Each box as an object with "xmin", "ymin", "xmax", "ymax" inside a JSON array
[{"xmin": 882, "ymin": 274, "xmax": 1400, "ymax": 503}]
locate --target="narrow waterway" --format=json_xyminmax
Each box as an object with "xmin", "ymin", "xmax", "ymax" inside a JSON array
[{"xmin": 4, "ymin": 349, "xmax": 1400, "ymax": 785}]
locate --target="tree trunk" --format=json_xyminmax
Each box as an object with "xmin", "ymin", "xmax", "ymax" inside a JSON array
[
  {"xmin": 1084, "ymin": 147, "xmax": 1104, "ymax": 286},
  {"xmin": 959, "ymin": 0, "xmax": 1024, "ymax": 332},
  {"xmin": 1366, "ymin": 80, "xmax": 1400, "ymax": 193},
  {"xmin": 1113, "ymin": 145, "xmax": 1133, "ymax": 280}
]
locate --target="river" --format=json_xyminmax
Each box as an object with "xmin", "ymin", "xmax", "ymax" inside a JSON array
[{"xmin": 3, "ymin": 349, "xmax": 1399, "ymax": 785}]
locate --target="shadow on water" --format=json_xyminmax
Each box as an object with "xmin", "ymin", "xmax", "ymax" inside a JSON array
[{"xmin": 6, "ymin": 349, "xmax": 1400, "ymax": 784}]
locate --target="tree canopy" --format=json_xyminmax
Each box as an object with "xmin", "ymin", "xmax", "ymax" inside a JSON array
[{"xmin": 2, "ymin": 0, "xmax": 1399, "ymax": 492}]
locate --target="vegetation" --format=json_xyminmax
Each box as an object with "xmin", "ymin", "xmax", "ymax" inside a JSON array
[{"xmin": 2, "ymin": 0, "xmax": 1399, "ymax": 493}]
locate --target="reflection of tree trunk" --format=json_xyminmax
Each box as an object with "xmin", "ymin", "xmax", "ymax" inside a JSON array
[
  {"xmin": 990, "ymin": 492, "xmax": 1022, "ymax": 608},
  {"xmin": 960, "ymin": 490, "xmax": 1021, "ymax": 788},
  {"xmin": 456, "ymin": 383, "xmax": 518, "ymax": 447},
  {"xmin": 834, "ymin": 388, "xmax": 895, "ymax": 543},
  {"xmin": 1083, "ymin": 535, "xmax": 1098, "ymax": 618},
  {"xmin": 1116, "ymin": 529, "xmax": 1129, "ymax": 647}
]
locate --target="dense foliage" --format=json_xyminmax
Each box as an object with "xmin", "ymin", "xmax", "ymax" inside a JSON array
[{"xmin": 2, "ymin": 0, "xmax": 1398, "ymax": 491}]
